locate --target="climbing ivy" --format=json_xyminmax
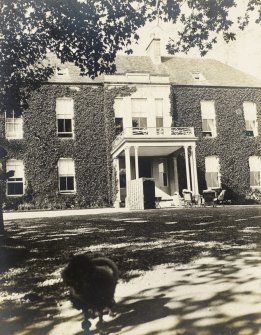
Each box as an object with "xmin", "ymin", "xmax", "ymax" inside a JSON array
[
  {"xmin": 2, "ymin": 84, "xmax": 134, "ymax": 210},
  {"xmin": 171, "ymin": 86, "xmax": 261, "ymax": 202}
]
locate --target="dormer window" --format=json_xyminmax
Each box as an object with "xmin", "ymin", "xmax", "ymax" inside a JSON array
[
  {"xmin": 191, "ymin": 71, "xmax": 205, "ymax": 81},
  {"xmin": 56, "ymin": 67, "xmax": 69, "ymax": 76}
]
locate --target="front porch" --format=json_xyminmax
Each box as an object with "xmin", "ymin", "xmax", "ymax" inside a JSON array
[{"xmin": 111, "ymin": 127, "xmax": 199, "ymax": 209}]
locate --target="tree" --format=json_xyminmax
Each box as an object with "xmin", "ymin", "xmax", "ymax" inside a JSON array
[{"xmin": 0, "ymin": 0, "xmax": 260, "ymax": 232}]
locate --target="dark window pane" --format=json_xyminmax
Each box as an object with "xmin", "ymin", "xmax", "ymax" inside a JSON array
[
  {"xmin": 67, "ymin": 177, "xmax": 74, "ymax": 190},
  {"xmin": 60, "ymin": 177, "xmax": 67, "ymax": 191},
  {"xmin": 7, "ymin": 182, "xmax": 23, "ymax": 195},
  {"xmin": 115, "ymin": 118, "xmax": 123, "ymax": 135},
  {"xmin": 65, "ymin": 119, "xmax": 72, "ymax": 132},
  {"xmin": 132, "ymin": 118, "xmax": 139, "ymax": 127},
  {"xmin": 58, "ymin": 119, "xmax": 65, "ymax": 132}
]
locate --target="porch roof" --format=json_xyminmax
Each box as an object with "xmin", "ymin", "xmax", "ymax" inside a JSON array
[{"xmin": 111, "ymin": 130, "xmax": 197, "ymax": 158}]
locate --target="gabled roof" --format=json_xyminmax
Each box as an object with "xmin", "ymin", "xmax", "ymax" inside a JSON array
[
  {"xmin": 162, "ymin": 56, "xmax": 261, "ymax": 87},
  {"xmin": 47, "ymin": 53, "xmax": 261, "ymax": 88}
]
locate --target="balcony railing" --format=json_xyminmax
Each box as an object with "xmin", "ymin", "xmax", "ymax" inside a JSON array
[{"xmin": 112, "ymin": 126, "xmax": 195, "ymax": 149}]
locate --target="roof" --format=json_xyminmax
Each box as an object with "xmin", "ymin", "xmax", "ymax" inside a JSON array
[
  {"xmin": 162, "ymin": 56, "xmax": 261, "ymax": 87},
  {"xmin": 47, "ymin": 53, "xmax": 261, "ymax": 88},
  {"xmin": 115, "ymin": 55, "xmax": 168, "ymax": 76}
]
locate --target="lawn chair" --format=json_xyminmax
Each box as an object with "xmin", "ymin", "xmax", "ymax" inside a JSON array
[
  {"xmin": 213, "ymin": 190, "xmax": 226, "ymax": 207},
  {"xmin": 202, "ymin": 190, "xmax": 216, "ymax": 207},
  {"xmin": 182, "ymin": 190, "xmax": 193, "ymax": 208}
]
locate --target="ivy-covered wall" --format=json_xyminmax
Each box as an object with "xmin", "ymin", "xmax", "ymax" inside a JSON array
[
  {"xmin": 1, "ymin": 83, "xmax": 134, "ymax": 210},
  {"xmin": 171, "ymin": 86, "xmax": 261, "ymax": 201}
]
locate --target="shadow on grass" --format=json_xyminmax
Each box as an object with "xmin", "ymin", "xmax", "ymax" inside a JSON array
[
  {"xmin": 1, "ymin": 207, "xmax": 261, "ymax": 334},
  {"xmin": 0, "ymin": 234, "xmax": 29, "ymax": 273}
]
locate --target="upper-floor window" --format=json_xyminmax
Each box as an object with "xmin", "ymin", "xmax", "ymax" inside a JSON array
[
  {"xmin": 201, "ymin": 101, "xmax": 217, "ymax": 138},
  {"xmin": 205, "ymin": 156, "xmax": 220, "ymax": 189},
  {"xmin": 131, "ymin": 98, "xmax": 147, "ymax": 135},
  {"xmin": 249, "ymin": 156, "xmax": 261, "ymax": 188},
  {"xmin": 56, "ymin": 98, "xmax": 74, "ymax": 138},
  {"xmin": 58, "ymin": 158, "xmax": 76, "ymax": 193},
  {"xmin": 6, "ymin": 159, "xmax": 24, "ymax": 196},
  {"xmin": 131, "ymin": 98, "xmax": 147, "ymax": 115},
  {"xmin": 155, "ymin": 99, "xmax": 164, "ymax": 135},
  {"xmin": 243, "ymin": 102, "xmax": 258, "ymax": 137},
  {"xmin": 5, "ymin": 111, "xmax": 23, "ymax": 139}
]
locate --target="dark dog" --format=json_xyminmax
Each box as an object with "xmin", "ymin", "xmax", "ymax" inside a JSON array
[{"xmin": 62, "ymin": 254, "xmax": 119, "ymax": 321}]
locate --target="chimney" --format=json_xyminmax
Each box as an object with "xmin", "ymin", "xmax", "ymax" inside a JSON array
[{"xmin": 146, "ymin": 34, "xmax": 161, "ymax": 64}]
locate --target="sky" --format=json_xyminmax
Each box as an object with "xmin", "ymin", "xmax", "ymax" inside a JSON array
[{"xmin": 129, "ymin": 4, "xmax": 261, "ymax": 80}]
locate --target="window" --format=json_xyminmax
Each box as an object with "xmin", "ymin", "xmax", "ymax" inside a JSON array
[
  {"xmin": 205, "ymin": 156, "xmax": 220, "ymax": 189},
  {"xmin": 243, "ymin": 102, "xmax": 258, "ymax": 137},
  {"xmin": 115, "ymin": 118, "xmax": 123, "ymax": 135},
  {"xmin": 132, "ymin": 117, "xmax": 148, "ymax": 134},
  {"xmin": 56, "ymin": 98, "xmax": 74, "ymax": 138},
  {"xmin": 56, "ymin": 67, "xmax": 69, "ymax": 76},
  {"xmin": 159, "ymin": 160, "xmax": 168, "ymax": 187},
  {"xmin": 201, "ymin": 101, "xmax": 217, "ymax": 137},
  {"xmin": 131, "ymin": 98, "xmax": 147, "ymax": 115},
  {"xmin": 6, "ymin": 160, "xmax": 24, "ymax": 196},
  {"xmin": 58, "ymin": 158, "xmax": 75, "ymax": 193},
  {"xmin": 119, "ymin": 168, "xmax": 126, "ymax": 188},
  {"xmin": 155, "ymin": 99, "xmax": 164, "ymax": 134},
  {"xmin": 249, "ymin": 156, "xmax": 261, "ymax": 188},
  {"xmin": 5, "ymin": 111, "xmax": 23, "ymax": 139},
  {"xmin": 114, "ymin": 98, "xmax": 123, "ymax": 117},
  {"xmin": 191, "ymin": 71, "xmax": 205, "ymax": 81},
  {"xmin": 132, "ymin": 98, "xmax": 147, "ymax": 134}
]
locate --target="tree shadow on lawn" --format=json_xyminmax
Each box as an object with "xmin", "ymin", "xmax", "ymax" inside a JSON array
[
  {"xmin": 88, "ymin": 252, "xmax": 261, "ymax": 335},
  {"xmin": 1, "ymin": 207, "xmax": 261, "ymax": 334}
]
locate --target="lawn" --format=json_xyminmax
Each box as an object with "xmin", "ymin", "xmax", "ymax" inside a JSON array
[{"xmin": 1, "ymin": 206, "xmax": 261, "ymax": 335}]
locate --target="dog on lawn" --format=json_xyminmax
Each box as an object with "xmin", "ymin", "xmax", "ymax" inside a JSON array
[{"xmin": 62, "ymin": 254, "xmax": 119, "ymax": 325}]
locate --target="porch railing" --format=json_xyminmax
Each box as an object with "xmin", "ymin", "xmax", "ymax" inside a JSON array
[{"xmin": 112, "ymin": 126, "xmax": 195, "ymax": 149}]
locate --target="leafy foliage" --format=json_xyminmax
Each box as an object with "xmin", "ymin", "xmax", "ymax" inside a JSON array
[{"xmin": 1, "ymin": 0, "xmax": 260, "ymax": 113}]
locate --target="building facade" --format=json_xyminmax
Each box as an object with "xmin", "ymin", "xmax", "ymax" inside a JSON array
[{"xmin": 1, "ymin": 38, "xmax": 261, "ymax": 210}]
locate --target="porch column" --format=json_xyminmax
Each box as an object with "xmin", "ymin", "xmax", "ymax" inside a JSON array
[
  {"xmin": 172, "ymin": 157, "xmax": 179, "ymax": 193},
  {"xmin": 191, "ymin": 145, "xmax": 199, "ymax": 195},
  {"xmin": 125, "ymin": 145, "xmax": 131, "ymax": 187},
  {"xmin": 190, "ymin": 151, "xmax": 195, "ymax": 195},
  {"xmin": 124, "ymin": 146, "xmax": 131, "ymax": 207},
  {"xmin": 113, "ymin": 158, "xmax": 121, "ymax": 207},
  {"xmin": 134, "ymin": 146, "xmax": 139, "ymax": 179},
  {"xmin": 184, "ymin": 145, "xmax": 191, "ymax": 191}
]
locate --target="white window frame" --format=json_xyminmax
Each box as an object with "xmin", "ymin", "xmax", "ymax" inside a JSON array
[
  {"xmin": 6, "ymin": 159, "xmax": 25, "ymax": 196},
  {"xmin": 58, "ymin": 158, "xmax": 76, "ymax": 194},
  {"xmin": 205, "ymin": 156, "xmax": 221, "ymax": 189},
  {"xmin": 249, "ymin": 156, "xmax": 261, "ymax": 189},
  {"xmin": 5, "ymin": 111, "xmax": 23, "ymax": 139},
  {"xmin": 56, "ymin": 98, "xmax": 74, "ymax": 138},
  {"xmin": 243, "ymin": 102, "xmax": 258, "ymax": 137},
  {"xmin": 201, "ymin": 101, "xmax": 217, "ymax": 138}
]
